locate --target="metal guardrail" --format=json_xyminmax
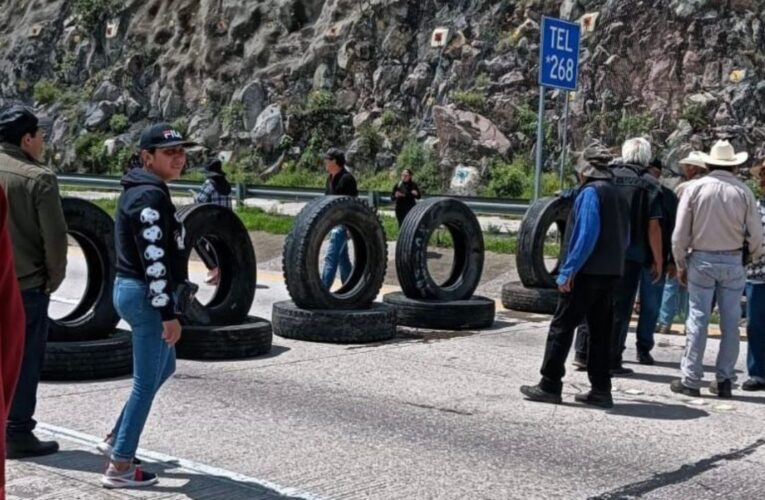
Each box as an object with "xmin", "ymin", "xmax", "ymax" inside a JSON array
[{"xmin": 57, "ymin": 174, "xmax": 531, "ymax": 216}]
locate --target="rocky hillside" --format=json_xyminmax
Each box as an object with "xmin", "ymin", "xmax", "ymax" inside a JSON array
[{"xmin": 1, "ymin": 0, "xmax": 763, "ymax": 195}]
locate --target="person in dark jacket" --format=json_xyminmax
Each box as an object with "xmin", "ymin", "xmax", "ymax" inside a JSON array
[
  {"xmin": 391, "ymin": 169, "xmax": 421, "ymax": 226},
  {"xmin": 98, "ymin": 123, "xmax": 195, "ymax": 489},
  {"xmin": 633, "ymin": 158, "xmax": 679, "ymax": 365},
  {"xmin": 521, "ymin": 143, "xmax": 630, "ymax": 409},
  {"xmin": 321, "ymin": 148, "xmax": 358, "ymax": 288},
  {"xmin": 0, "ymin": 105, "xmax": 67, "ymax": 459}
]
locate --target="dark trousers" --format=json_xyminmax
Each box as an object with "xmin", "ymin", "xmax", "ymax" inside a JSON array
[
  {"xmin": 540, "ymin": 274, "xmax": 619, "ymax": 394},
  {"xmin": 611, "ymin": 260, "xmax": 644, "ymax": 368},
  {"xmin": 7, "ymin": 289, "xmax": 50, "ymax": 436},
  {"xmin": 395, "ymin": 204, "xmax": 414, "ymax": 227}
]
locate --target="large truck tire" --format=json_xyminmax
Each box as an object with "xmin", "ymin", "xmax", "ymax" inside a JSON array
[
  {"xmin": 516, "ymin": 196, "xmax": 573, "ymax": 289},
  {"xmin": 42, "ymin": 331, "xmax": 132, "ymax": 381},
  {"xmin": 176, "ymin": 316, "xmax": 273, "ymax": 360},
  {"xmin": 501, "ymin": 282, "xmax": 559, "ymax": 315},
  {"xmin": 382, "ymin": 292, "xmax": 495, "ymax": 330},
  {"xmin": 272, "ymin": 301, "xmax": 396, "ymax": 343}
]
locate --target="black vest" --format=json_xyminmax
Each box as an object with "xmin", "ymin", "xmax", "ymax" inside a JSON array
[{"xmin": 565, "ymin": 179, "xmax": 630, "ymax": 277}]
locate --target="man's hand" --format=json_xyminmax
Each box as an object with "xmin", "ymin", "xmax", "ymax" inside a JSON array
[
  {"xmin": 411, "ymin": 190, "xmax": 419, "ymax": 197},
  {"xmin": 558, "ymin": 276, "xmax": 574, "ymax": 293},
  {"xmin": 667, "ymin": 263, "xmax": 677, "ymax": 279},
  {"xmin": 677, "ymin": 268, "xmax": 688, "ymax": 287},
  {"xmin": 162, "ymin": 319, "xmax": 182, "ymax": 346},
  {"xmin": 650, "ymin": 260, "xmax": 663, "ymax": 283},
  {"xmin": 395, "ymin": 191, "xmax": 404, "ymax": 198}
]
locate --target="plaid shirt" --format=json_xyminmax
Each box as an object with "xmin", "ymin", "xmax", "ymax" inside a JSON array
[{"xmin": 195, "ymin": 179, "xmax": 232, "ymax": 209}]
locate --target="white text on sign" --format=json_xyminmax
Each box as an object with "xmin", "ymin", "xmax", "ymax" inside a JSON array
[{"xmin": 547, "ymin": 26, "xmax": 574, "ymax": 52}]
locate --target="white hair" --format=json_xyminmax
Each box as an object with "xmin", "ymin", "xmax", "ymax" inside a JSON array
[{"xmin": 621, "ymin": 137, "xmax": 652, "ymax": 167}]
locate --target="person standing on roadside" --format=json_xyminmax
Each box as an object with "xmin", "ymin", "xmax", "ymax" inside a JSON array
[
  {"xmin": 321, "ymin": 148, "xmax": 357, "ymax": 289},
  {"xmin": 632, "ymin": 158, "xmax": 679, "ymax": 365},
  {"xmin": 391, "ymin": 168, "xmax": 421, "ymax": 226},
  {"xmin": 98, "ymin": 124, "xmax": 195, "ymax": 488},
  {"xmin": 656, "ymin": 152, "xmax": 708, "ymax": 334},
  {"xmin": 741, "ymin": 162, "xmax": 765, "ymax": 392},
  {"xmin": 0, "ymin": 184, "xmax": 26, "ymax": 492},
  {"xmin": 521, "ymin": 143, "xmax": 630, "ymax": 409},
  {"xmin": 0, "ymin": 105, "xmax": 67, "ymax": 459},
  {"xmin": 194, "ymin": 156, "xmax": 232, "ymax": 284},
  {"xmin": 671, "ymin": 140, "xmax": 763, "ymax": 398}
]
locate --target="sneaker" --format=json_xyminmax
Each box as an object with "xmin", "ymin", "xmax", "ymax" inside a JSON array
[
  {"xmin": 97, "ymin": 437, "xmax": 141, "ymax": 465},
  {"xmin": 610, "ymin": 365, "xmax": 634, "ymax": 376},
  {"xmin": 637, "ymin": 351, "xmax": 654, "ymax": 365},
  {"xmin": 572, "ymin": 353, "xmax": 587, "ymax": 371},
  {"xmin": 670, "ymin": 379, "xmax": 701, "ymax": 397},
  {"xmin": 709, "ymin": 380, "xmax": 732, "ymax": 398},
  {"xmin": 655, "ymin": 324, "xmax": 672, "ymax": 334},
  {"xmin": 520, "ymin": 384, "xmax": 562, "ymax": 405},
  {"xmin": 6, "ymin": 433, "xmax": 59, "ymax": 459},
  {"xmin": 102, "ymin": 464, "xmax": 158, "ymax": 489},
  {"xmin": 574, "ymin": 391, "xmax": 614, "ymax": 409},
  {"xmin": 742, "ymin": 379, "xmax": 765, "ymax": 391}
]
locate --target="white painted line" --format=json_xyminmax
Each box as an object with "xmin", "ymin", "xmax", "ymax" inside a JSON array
[{"xmin": 38, "ymin": 422, "xmax": 324, "ymax": 500}]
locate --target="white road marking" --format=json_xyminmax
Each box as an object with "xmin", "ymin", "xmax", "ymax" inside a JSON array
[{"xmin": 38, "ymin": 422, "xmax": 324, "ymax": 500}]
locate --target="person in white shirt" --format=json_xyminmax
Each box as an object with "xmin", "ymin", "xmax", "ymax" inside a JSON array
[{"xmin": 671, "ymin": 141, "xmax": 764, "ymax": 398}]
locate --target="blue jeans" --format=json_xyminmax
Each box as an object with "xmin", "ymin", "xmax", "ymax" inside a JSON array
[
  {"xmin": 110, "ymin": 277, "xmax": 175, "ymax": 461},
  {"xmin": 746, "ymin": 282, "xmax": 765, "ymax": 382},
  {"xmin": 681, "ymin": 252, "xmax": 746, "ymax": 389},
  {"xmin": 635, "ymin": 268, "xmax": 665, "ymax": 354},
  {"xmin": 320, "ymin": 226, "xmax": 352, "ymax": 289},
  {"xmin": 7, "ymin": 289, "xmax": 50, "ymax": 435},
  {"xmin": 658, "ymin": 276, "xmax": 688, "ymax": 326}
]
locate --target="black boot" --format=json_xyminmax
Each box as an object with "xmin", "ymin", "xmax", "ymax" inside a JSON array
[
  {"xmin": 520, "ymin": 384, "xmax": 562, "ymax": 405},
  {"xmin": 637, "ymin": 351, "xmax": 654, "ymax": 365},
  {"xmin": 710, "ymin": 380, "xmax": 732, "ymax": 398},
  {"xmin": 7, "ymin": 433, "xmax": 59, "ymax": 459},
  {"xmin": 574, "ymin": 390, "xmax": 614, "ymax": 409}
]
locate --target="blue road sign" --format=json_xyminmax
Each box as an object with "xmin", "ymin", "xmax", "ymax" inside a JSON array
[{"xmin": 539, "ymin": 17, "xmax": 581, "ymax": 91}]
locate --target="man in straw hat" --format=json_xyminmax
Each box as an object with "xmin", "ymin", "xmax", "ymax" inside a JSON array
[
  {"xmin": 741, "ymin": 161, "xmax": 765, "ymax": 391},
  {"xmin": 656, "ymin": 151, "xmax": 708, "ymax": 334},
  {"xmin": 521, "ymin": 142, "xmax": 630, "ymax": 409},
  {"xmin": 671, "ymin": 140, "xmax": 763, "ymax": 398}
]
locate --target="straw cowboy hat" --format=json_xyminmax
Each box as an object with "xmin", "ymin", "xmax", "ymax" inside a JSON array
[
  {"xmin": 678, "ymin": 151, "xmax": 708, "ymax": 170},
  {"xmin": 700, "ymin": 140, "xmax": 748, "ymax": 167}
]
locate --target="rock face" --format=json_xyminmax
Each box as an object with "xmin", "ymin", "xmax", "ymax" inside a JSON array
[{"xmin": 1, "ymin": 0, "xmax": 765, "ymax": 185}]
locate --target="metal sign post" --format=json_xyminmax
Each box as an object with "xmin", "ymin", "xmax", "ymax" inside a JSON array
[
  {"xmin": 536, "ymin": 17, "xmax": 581, "ymax": 200},
  {"xmin": 560, "ymin": 93, "xmax": 570, "ymax": 190}
]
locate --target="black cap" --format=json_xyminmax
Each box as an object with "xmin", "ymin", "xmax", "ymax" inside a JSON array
[
  {"xmin": 649, "ymin": 158, "xmax": 663, "ymax": 170},
  {"xmin": 139, "ymin": 123, "xmax": 197, "ymax": 151},
  {"xmin": 0, "ymin": 105, "xmax": 39, "ymax": 141},
  {"xmin": 324, "ymin": 147, "xmax": 345, "ymax": 166}
]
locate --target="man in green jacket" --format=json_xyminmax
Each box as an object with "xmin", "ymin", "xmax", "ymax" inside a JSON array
[{"xmin": 0, "ymin": 105, "xmax": 67, "ymax": 458}]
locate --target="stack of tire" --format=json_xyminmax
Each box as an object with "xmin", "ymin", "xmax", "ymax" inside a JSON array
[
  {"xmin": 383, "ymin": 198, "xmax": 495, "ymax": 330},
  {"xmin": 43, "ymin": 200, "xmax": 270, "ymax": 382},
  {"xmin": 272, "ymin": 196, "xmax": 396, "ymax": 343},
  {"xmin": 501, "ymin": 196, "xmax": 573, "ymax": 315}
]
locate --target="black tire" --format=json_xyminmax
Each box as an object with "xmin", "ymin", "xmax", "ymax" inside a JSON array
[
  {"xmin": 41, "ymin": 331, "xmax": 132, "ymax": 381},
  {"xmin": 272, "ymin": 301, "xmax": 396, "ymax": 343},
  {"xmin": 396, "ymin": 198, "xmax": 484, "ymax": 301},
  {"xmin": 48, "ymin": 198, "xmax": 120, "ymax": 342},
  {"xmin": 382, "ymin": 292, "xmax": 495, "ymax": 330},
  {"xmin": 501, "ymin": 282, "xmax": 560, "ymax": 315},
  {"xmin": 175, "ymin": 316, "xmax": 273, "ymax": 360},
  {"xmin": 177, "ymin": 204, "xmax": 257, "ymax": 326},
  {"xmin": 283, "ymin": 196, "xmax": 387, "ymax": 310},
  {"xmin": 516, "ymin": 196, "xmax": 573, "ymax": 289}
]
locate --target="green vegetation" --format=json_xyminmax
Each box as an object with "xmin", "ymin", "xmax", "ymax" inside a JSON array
[
  {"xmin": 109, "ymin": 113, "xmax": 129, "ymax": 133},
  {"xmin": 265, "ymin": 162, "xmax": 325, "ymax": 188},
  {"xmin": 681, "ymin": 104, "xmax": 707, "ymax": 131},
  {"xmin": 33, "ymin": 80, "xmax": 60, "ymax": 105},
  {"xmin": 73, "ymin": 132, "xmax": 131, "ymax": 174},
  {"xmin": 617, "ymin": 112, "xmax": 655, "ymax": 141},
  {"xmin": 396, "ymin": 140, "xmax": 441, "ymax": 194},
  {"xmin": 221, "ymin": 102, "xmax": 245, "ymax": 129},
  {"xmin": 306, "ymin": 90, "xmax": 336, "ymax": 111},
  {"xmin": 483, "ymin": 157, "xmax": 572, "ymax": 199},
  {"xmin": 380, "ymin": 110, "xmax": 399, "ymax": 130},
  {"xmin": 450, "ymin": 89, "xmax": 486, "ymax": 113},
  {"xmin": 171, "ymin": 117, "xmax": 189, "ymax": 136},
  {"xmin": 74, "ymin": 0, "xmax": 117, "ymax": 30},
  {"xmin": 358, "ymin": 169, "xmax": 396, "ymax": 192}
]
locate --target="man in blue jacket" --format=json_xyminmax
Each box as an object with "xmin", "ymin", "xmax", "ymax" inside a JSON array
[{"xmin": 521, "ymin": 143, "xmax": 630, "ymax": 408}]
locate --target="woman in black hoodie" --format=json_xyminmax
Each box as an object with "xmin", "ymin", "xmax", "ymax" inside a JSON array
[
  {"xmin": 98, "ymin": 123, "xmax": 195, "ymax": 489},
  {"xmin": 391, "ymin": 168, "xmax": 421, "ymax": 226}
]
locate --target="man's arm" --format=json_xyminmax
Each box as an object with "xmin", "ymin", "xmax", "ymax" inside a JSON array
[
  {"xmin": 745, "ymin": 191, "xmax": 764, "ymax": 260},
  {"xmin": 556, "ymin": 188, "xmax": 600, "ymax": 291},
  {"xmin": 647, "ymin": 185, "xmax": 664, "ymax": 281},
  {"xmin": 35, "ymin": 173, "xmax": 68, "ymax": 293},
  {"xmin": 672, "ymin": 190, "xmax": 693, "ymax": 271}
]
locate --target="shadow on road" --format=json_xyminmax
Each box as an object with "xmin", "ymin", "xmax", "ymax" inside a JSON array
[
  {"xmin": 23, "ymin": 449, "xmax": 306, "ymax": 500},
  {"xmin": 180, "ymin": 344, "xmax": 291, "ymax": 364},
  {"xmin": 607, "ymin": 400, "xmax": 708, "ymax": 420}
]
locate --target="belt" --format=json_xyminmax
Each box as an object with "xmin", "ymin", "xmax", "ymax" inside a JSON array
[{"xmin": 694, "ymin": 249, "xmax": 742, "ymax": 256}]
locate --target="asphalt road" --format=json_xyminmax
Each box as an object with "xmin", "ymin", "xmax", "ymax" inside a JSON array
[{"xmin": 17, "ymin": 252, "xmax": 765, "ymax": 499}]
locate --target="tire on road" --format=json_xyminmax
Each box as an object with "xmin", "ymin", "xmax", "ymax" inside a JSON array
[
  {"xmin": 382, "ymin": 292, "xmax": 495, "ymax": 330},
  {"xmin": 177, "ymin": 204, "xmax": 257, "ymax": 326},
  {"xmin": 396, "ymin": 198, "xmax": 484, "ymax": 301},
  {"xmin": 176, "ymin": 316, "xmax": 273, "ymax": 360},
  {"xmin": 42, "ymin": 330, "xmax": 132, "ymax": 381},
  {"xmin": 501, "ymin": 282, "xmax": 559, "ymax": 315},
  {"xmin": 516, "ymin": 196, "xmax": 573, "ymax": 289},
  {"xmin": 283, "ymin": 196, "xmax": 387, "ymax": 310},
  {"xmin": 49, "ymin": 198, "xmax": 120, "ymax": 342},
  {"xmin": 272, "ymin": 301, "xmax": 396, "ymax": 343}
]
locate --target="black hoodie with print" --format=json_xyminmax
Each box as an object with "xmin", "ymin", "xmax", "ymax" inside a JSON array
[{"xmin": 115, "ymin": 168, "xmax": 186, "ymax": 321}]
